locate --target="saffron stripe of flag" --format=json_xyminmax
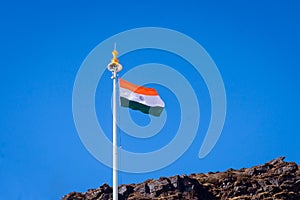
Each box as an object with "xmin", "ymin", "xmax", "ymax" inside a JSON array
[{"xmin": 119, "ymin": 78, "xmax": 165, "ymax": 116}]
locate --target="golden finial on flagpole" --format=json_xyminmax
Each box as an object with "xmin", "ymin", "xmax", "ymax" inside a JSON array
[{"xmin": 107, "ymin": 43, "xmax": 122, "ymax": 72}]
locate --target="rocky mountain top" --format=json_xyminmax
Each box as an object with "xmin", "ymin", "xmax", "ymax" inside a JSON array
[{"xmin": 62, "ymin": 157, "xmax": 300, "ymax": 200}]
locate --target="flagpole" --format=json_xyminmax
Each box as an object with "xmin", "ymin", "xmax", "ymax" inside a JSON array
[
  {"xmin": 107, "ymin": 46, "xmax": 122, "ymax": 200},
  {"xmin": 112, "ymin": 69, "xmax": 118, "ymax": 200}
]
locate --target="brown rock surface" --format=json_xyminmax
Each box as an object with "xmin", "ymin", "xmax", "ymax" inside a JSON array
[{"xmin": 62, "ymin": 157, "xmax": 300, "ymax": 200}]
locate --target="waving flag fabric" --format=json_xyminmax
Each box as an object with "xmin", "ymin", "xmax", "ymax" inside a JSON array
[{"xmin": 119, "ymin": 78, "xmax": 165, "ymax": 116}]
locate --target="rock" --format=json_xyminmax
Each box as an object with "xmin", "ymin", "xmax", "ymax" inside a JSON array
[
  {"xmin": 62, "ymin": 192, "xmax": 85, "ymax": 200},
  {"xmin": 268, "ymin": 156, "xmax": 285, "ymax": 165},
  {"xmin": 119, "ymin": 185, "xmax": 134, "ymax": 199},
  {"xmin": 62, "ymin": 157, "xmax": 300, "ymax": 200},
  {"xmin": 147, "ymin": 177, "xmax": 173, "ymax": 197},
  {"xmin": 294, "ymin": 179, "xmax": 300, "ymax": 192},
  {"xmin": 133, "ymin": 182, "xmax": 150, "ymax": 196}
]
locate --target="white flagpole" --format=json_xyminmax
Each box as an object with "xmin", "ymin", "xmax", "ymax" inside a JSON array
[
  {"xmin": 112, "ymin": 69, "xmax": 118, "ymax": 200},
  {"xmin": 107, "ymin": 46, "xmax": 122, "ymax": 200}
]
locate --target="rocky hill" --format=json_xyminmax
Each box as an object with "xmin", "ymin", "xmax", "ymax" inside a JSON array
[{"xmin": 62, "ymin": 157, "xmax": 300, "ymax": 200}]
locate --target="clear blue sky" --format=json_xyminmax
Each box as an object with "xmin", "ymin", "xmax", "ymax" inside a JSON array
[{"xmin": 1, "ymin": 0, "xmax": 300, "ymax": 199}]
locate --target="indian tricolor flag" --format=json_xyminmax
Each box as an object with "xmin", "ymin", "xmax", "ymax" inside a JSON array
[{"xmin": 119, "ymin": 78, "xmax": 165, "ymax": 116}]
